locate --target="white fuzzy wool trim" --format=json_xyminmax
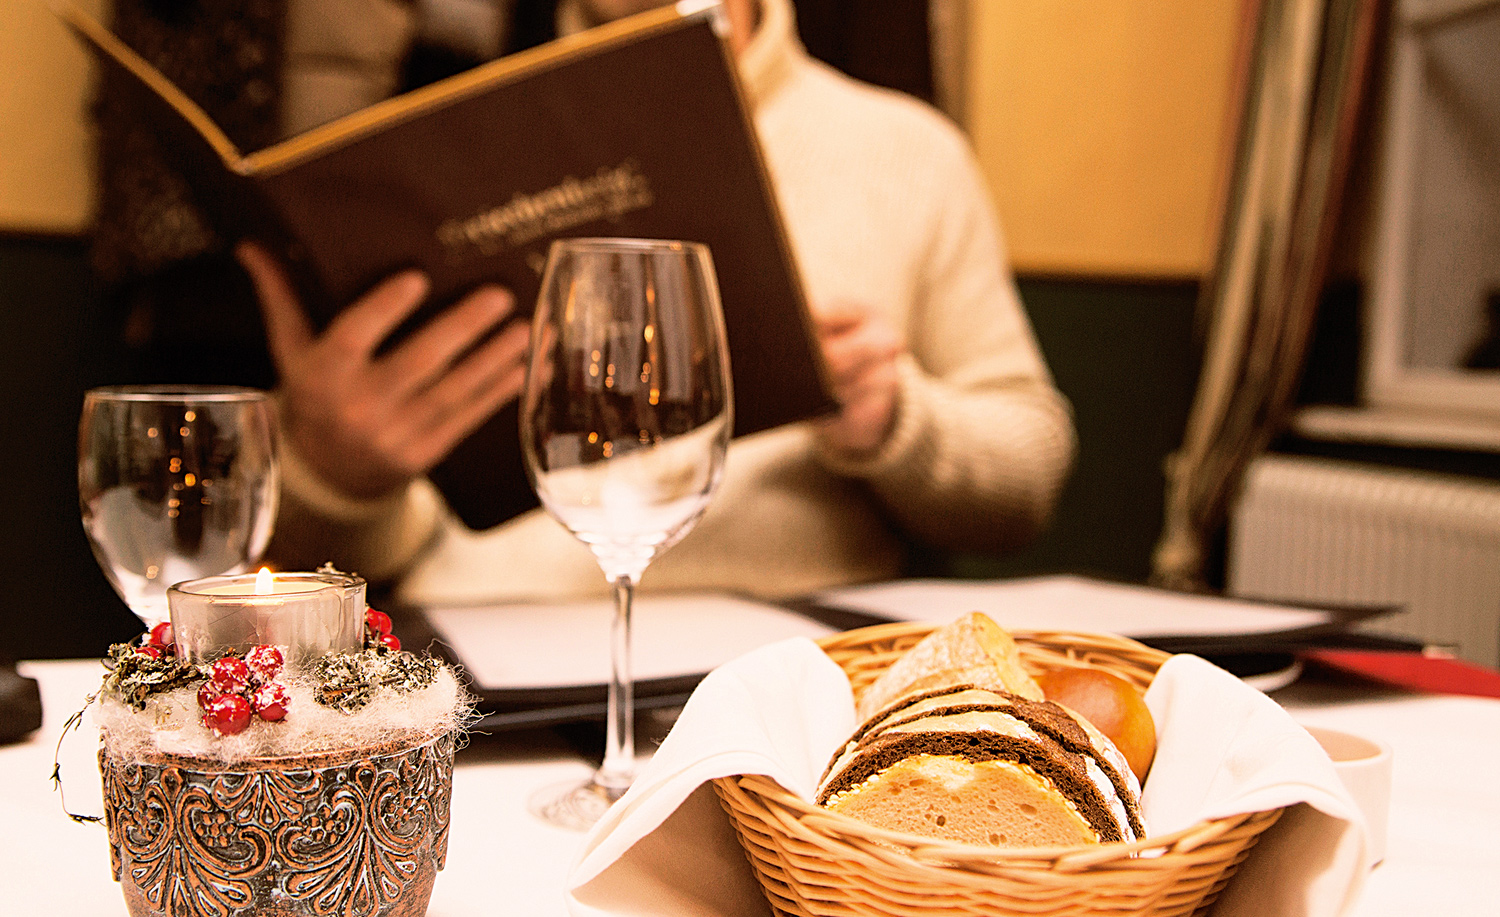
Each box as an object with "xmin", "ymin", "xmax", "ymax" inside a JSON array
[{"xmin": 95, "ymin": 666, "xmax": 468, "ymax": 764}]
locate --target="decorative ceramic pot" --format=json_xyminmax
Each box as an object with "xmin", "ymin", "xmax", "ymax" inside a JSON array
[{"xmin": 98, "ymin": 730, "xmax": 455, "ymax": 917}]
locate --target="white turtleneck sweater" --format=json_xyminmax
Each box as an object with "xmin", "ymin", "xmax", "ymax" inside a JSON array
[{"xmin": 269, "ymin": 0, "xmax": 1076, "ymax": 603}]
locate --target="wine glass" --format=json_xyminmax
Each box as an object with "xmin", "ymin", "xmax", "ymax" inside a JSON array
[
  {"xmin": 78, "ymin": 386, "xmax": 279, "ymax": 629},
  {"xmin": 521, "ymin": 238, "xmax": 733, "ymax": 829}
]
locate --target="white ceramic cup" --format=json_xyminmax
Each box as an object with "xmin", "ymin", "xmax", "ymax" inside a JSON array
[{"xmin": 1305, "ymin": 725, "xmax": 1393, "ymax": 865}]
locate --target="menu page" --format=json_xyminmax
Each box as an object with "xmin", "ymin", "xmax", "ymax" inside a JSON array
[
  {"xmin": 423, "ymin": 593, "xmax": 837, "ymax": 689},
  {"xmin": 811, "ymin": 575, "xmax": 1342, "ymax": 638}
]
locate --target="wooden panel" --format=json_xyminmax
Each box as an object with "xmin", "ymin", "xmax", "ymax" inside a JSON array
[
  {"xmin": 0, "ymin": 0, "xmax": 108, "ymax": 234},
  {"xmin": 967, "ymin": 2, "xmax": 1244, "ymax": 278}
]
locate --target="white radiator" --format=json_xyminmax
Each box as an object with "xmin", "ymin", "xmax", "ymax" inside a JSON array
[{"xmin": 1228, "ymin": 454, "xmax": 1500, "ymax": 667}]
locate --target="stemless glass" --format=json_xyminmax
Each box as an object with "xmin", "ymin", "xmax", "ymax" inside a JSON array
[
  {"xmin": 521, "ymin": 238, "xmax": 733, "ymax": 829},
  {"xmin": 78, "ymin": 386, "xmax": 279, "ymax": 629}
]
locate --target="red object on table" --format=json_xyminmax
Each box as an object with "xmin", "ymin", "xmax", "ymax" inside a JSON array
[{"xmin": 1304, "ymin": 649, "xmax": 1500, "ymax": 699}]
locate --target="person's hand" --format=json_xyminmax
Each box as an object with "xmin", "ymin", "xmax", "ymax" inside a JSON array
[
  {"xmin": 815, "ymin": 301, "xmax": 904, "ymax": 456},
  {"xmin": 236, "ymin": 242, "xmax": 531, "ymax": 499}
]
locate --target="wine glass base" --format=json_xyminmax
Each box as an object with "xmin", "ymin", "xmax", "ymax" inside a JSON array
[{"xmin": 529, "ymin": 775, "xmax": 629, "ymax": 831}]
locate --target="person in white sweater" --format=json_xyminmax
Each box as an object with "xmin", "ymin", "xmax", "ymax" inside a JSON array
[{"xmin": 239, "ymin": 0, "xmax": 1076, "ymax": 604}]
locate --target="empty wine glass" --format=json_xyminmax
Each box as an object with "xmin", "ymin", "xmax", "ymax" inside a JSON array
[
  {"xmin": 521, "ymin": 238, "xmax": 733, "ymax": 829},
  {"xmin": 78, "ymin": 386, "xmax": 279, "ymax": 629}
]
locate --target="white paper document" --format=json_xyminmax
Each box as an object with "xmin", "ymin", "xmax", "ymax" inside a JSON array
[
  {"xmin": 813, "ymin": 574, "xmax": 1337, "ymax": 638},
  {"xmin": 423, "ymin": 593, "xmax": 838, "ymax": 689}
]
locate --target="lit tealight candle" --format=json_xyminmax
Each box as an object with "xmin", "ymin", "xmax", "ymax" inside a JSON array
[{"xmin": 169, "ymin": 568, "xmax": 365, "ymax": 665}]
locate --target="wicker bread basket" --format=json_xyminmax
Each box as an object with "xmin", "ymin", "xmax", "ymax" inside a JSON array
[{"xmin": 711, "ymin": 621, "xmax": 1284, "ymax": 917}]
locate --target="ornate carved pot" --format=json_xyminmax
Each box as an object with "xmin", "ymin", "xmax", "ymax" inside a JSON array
[{"xmin": 98, "ymin": 730, "xmax": 455, "ymax": 917}]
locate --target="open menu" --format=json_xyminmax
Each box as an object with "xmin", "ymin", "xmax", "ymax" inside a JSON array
[{"xmin": 62, "ymin": 1, "xmax": 834, "ymax": 531}]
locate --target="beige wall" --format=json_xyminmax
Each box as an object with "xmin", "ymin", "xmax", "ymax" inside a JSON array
[
  {"xmin": 1, "ymin": 0, "xmax": 108, "ymax": 235},
  {"xmin": 967, "ymin": 2, "xmax": 1245, "ymax": 279}
]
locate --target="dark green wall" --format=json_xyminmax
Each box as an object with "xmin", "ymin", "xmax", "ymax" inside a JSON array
[{"xmin": 930, "ymin": 277, "xmax": 1202, "ymax": 584}]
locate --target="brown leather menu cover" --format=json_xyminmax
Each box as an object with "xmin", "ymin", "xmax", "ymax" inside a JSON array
[{"xmin": 64, "ymin": 3, "xmax": 836, "ymax": 530}]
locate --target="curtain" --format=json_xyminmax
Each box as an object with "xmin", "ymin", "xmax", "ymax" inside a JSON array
[{"xmin": 1151, "ymin": 0, "xmax": 1384, "ymax": 591}]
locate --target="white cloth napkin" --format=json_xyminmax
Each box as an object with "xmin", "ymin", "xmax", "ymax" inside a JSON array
[
  {"xmin": 565, "ymin": 639, "xmax": 1369, "ymax": 917},
  {"xmin": 1140, "ymin": 654, "xmax": 1369, "ymax": 917}
]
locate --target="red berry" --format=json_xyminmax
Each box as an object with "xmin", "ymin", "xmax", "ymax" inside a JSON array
[
  {"xmin": 244, "ymin": 645, "xmax": 284, "ymax": 682},
  {"xmin": 203, "ymin": 693, "xmax": 252, "ymax": 735},
  {"xmin": 365, "ymin": 609, "xmax": 393, "ymax": 636},
  {"xmin": 211, "ymin": 656, "xmax": 252, "ymax": 694},
  {"xmin": 379, "ymin": 633, "xmax": 401, "ymax": 652},
  {"xmin": 136, "ymin": 644, "xmax": 162, "ymax": 660},
  {"xmin": 250, "ymin": 682, "xmax": 289, "ymax": 721},
  {"xmin": 148, "ymin": 622, "xmax": 174, "ymax": 649},
  {"xmin": 197, "ymin": 682, "xmax": 222, "ymax": 710}
]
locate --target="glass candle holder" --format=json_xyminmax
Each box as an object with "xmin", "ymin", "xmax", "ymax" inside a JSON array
[
  {"xmin": 269, "ymin": 570, "xmax": 367, "ymax": 647},
  {"xmin": 168, "ymin": 570, "xmax": 365, "ymax": 666}
]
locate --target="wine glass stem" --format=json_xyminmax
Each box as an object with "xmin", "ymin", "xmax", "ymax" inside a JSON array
[{"xmin": 597, "ymin": 573, "xmax": 637, "ymax": 795}]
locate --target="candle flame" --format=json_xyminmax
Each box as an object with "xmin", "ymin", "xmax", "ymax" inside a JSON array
[{"xmin": 255, "ymin": 567, "xmax": 274, "ymax": 595}]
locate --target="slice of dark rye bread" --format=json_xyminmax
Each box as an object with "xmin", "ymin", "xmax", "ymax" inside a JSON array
[
  {"xmin": 817, "ymin": 685, "xmax": 1146, "ymax": 843},
  {"xmin": 823, "ymin": 684, "xmax": 1144, "ymax": 826}
]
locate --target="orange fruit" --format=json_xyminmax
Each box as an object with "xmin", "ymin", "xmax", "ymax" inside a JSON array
[{"xmin": 1036, "ymin": 667, "xmax": 1156, "ymax": 782}]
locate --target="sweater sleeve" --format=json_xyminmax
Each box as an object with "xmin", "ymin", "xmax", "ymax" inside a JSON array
[
  {"xmin": 816, "ymin": 135, "xmax": 1076, "ymax": 554},
  {"xmin": 264, "ymin": 434, "xmax": 446, "ymax": 583}
]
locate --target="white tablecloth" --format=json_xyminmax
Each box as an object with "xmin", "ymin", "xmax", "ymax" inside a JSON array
[
  {"xmin": 1271, "ymin": 677, "xmax": 1498, "ymax": 916},
  {"xmin": 3, "ymin": 659, "xmax": 1496, "ymax": 915}
]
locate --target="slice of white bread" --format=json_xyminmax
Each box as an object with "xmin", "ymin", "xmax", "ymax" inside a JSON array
[
  {"xmin": 855, "ymin": 612, "xmax": 1043, "ymax": 722},
  {"xmin": 823, "ymin": 754, "xmax": 1101, "ymax": 848}
]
